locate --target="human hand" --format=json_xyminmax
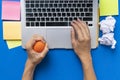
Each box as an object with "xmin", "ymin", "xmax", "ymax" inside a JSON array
[
  {"xmin": 25, "ymin": 35, "xmax": 49, "ymax": 66},
  {"xmin": 71, "ymin": 19, "xmax": 91, "ymax": 62}
]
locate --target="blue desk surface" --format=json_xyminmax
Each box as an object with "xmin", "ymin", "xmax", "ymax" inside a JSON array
[{"xmin": 0, "ymin": 0, "xmax": 120, "ymax": 80}]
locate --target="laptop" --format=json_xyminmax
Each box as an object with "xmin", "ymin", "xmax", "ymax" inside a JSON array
[{"xmin": 21, "ymin": 0, "xmax": 98, "ymax": 49}]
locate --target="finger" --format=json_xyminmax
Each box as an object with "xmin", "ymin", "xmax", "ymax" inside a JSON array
[
  {"xmin": 25, "ymin": 35, "xmax": 46, "ymax": 50},
  {"xmin": 75, "ymin": 19, "xmax": 90, "ymax": 40},
  {"xmin": 32, "ymin": 34, "xmax": 45, "ymax": 42},
  {"xmin": 71, "ymin": 21, "xmax": 83, "ymax": 39},
  {"xmin": 73, "ymin": 20, "xmax": 87, "ymax": 39},
  {"xmin": 38, "ymin": 43, "xmax": 49, "ymax": 57},
  {"xmin": 71, "ymin": 20, "xmax": 81, "ymax": 34},
  {"xmin": 78, "ymin": 19, "xmax": 90, "ymax": 37},
  {"xmin": 71, "ymin": 27, "xmax": 76, "ymax": 44},
  {"xmin": 25, "ymin": 38, "xmax": 36, "ymax": 50}
]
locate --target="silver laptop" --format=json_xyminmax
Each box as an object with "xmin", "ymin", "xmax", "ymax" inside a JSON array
[{"xmin": 21, "ymin": 0, "xmax": 98, "ymax": 49}]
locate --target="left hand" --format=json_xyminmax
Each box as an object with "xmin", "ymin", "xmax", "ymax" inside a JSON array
[{"xmin": 25, "ymin": 34, "xmax": 49, "ymax": 66}]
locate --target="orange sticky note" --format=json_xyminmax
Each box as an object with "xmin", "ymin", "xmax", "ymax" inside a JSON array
[{"xmin": 3, "ymin": 21, "xmax": 21, "ymax": 40}]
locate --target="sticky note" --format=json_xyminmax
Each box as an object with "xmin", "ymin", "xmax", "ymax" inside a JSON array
[
  {"xmin": 2, "ymin": 1, "xmax": 20, "ymax": 20},
  {"xmin": 3, "ymin": 21, "xmax": 21, "ymax": 40},
  {"xmin": 100, "ymin": 0, "xmax": 119, "ymax": 16},
  {"xmin": 6, "ymin": 40, "xmax": 21, "ymax": 49}
]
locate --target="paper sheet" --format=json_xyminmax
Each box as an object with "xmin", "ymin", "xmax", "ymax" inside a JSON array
[
  {"xmin": 3, "ymin": 21, "xmax": 21, "ymax": 40},
  {"xmin": 100, "ymin": 0, "xmax": 118, "ymax": 16},
  {"xmin": 2, "ymin": 1, "xmax": 20, "ymax": 20},
  {"xmin": 6, "ymin": 40, "xmax": 21, "ymax": 49}
]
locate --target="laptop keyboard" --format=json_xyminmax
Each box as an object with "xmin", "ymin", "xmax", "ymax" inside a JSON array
[{"xmin": 25, "ymin": 0, "xmax": 93, "ymax": 27}]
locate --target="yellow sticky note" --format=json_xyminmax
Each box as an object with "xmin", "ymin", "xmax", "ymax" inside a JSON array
[
  {"xmin": 3, "ymin": 21, "xmax": 21, "ymax": 40},
  {"xmin": 6, "ymin": 40, "xmax": 21, "ymax": 49},
  {"xmin": 100, "ymin": 0, "xmax": 118, "ymax": 16}
]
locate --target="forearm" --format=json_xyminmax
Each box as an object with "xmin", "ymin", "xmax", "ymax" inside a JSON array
[
  {"xmin": 22, "ymin": 59, "xmax": 36, "ymax": 80},
  {"xmin": 79, "ymin": 53, "xmax": 96, "ymax": 80}
]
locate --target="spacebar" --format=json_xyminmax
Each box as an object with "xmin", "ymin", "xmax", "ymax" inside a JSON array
[{"xmin": 46, "ymin": 22, "xmax": 68, "ymax": 26}]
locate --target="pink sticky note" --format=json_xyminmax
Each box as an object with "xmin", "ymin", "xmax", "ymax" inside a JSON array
[{"xmin": 2, "ymin": 1, "xmax": 20, "ymax": 20}]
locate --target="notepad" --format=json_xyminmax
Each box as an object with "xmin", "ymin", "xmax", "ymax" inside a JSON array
[
  {"xmin": 2, "ymin": 1, "xmax": 20, "ymax": 20},
  {"xmin": 100, "ymin": 0, "xmax": 119, "ymax": 16},
  {"xmin": 6, "ymin": 40, "xmax": 21, "ymax": 49},
  {"xmin": 3, "ymin": 21, "xmax": 21, "ymax": 40}
]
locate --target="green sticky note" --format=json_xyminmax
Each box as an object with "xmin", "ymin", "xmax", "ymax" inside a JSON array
[
  {"xmin": 100, "ymin": 0, "xmax": 119, "ymax": 16},
  {"xmin": 6, "ymin": 40, "xmax": 21, "ymax": 49}
]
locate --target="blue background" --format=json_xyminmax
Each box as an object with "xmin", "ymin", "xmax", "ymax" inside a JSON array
[{"xmin": 0, "ymin": 0, "xmax": 120, "ymax": 80}]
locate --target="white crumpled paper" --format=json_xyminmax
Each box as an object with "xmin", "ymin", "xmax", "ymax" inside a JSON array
[{"xmin": 99, "ymin": 16, "xmax": 117, "ymax": 49}]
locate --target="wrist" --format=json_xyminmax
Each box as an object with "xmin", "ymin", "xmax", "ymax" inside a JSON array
[
  {"xmin": 26, "ymin": 59, "xmax": 36, "ymax": 69},
  {"xmin": 78, "ymin": 52, "xmax": 92, "ymax": 65}
]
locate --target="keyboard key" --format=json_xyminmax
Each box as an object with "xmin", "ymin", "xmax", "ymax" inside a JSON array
[
  {"xmin": 39, "ymin": 13, "xmax": 42, "ymax": 16},
  {"xmin": 36, "ymin": 22, "xmax": 39, "ymax": 26},
  {"xmin": 89, "ymin": 24, "xmax": 93, "ymax": 26},
  {"xmin": 87, "ymin": 4, "xmax": 93, "ymax": 7},
  {"xmin": 80, "ymin": 8, "xmax": 83, "ymax": 12},
  {"xmin": 38, "ymin": 8, "xmax": 41, "ymax": 12},
  {"xmin": 26, "ymin": 18, "xmax": 35, "ymax": 21},
  {"xmin": 31, "ymin": 22, "xmax": 34, "ymax": 26},
  {"xmin": 62, "ymin": 13, "xmax": 66, "ymax": 16},
  {"xmin": 69, "ymin": 17, "xmax": 73, "ymax": 21},
  {"xmin": 42, "ymin": 9, "xmax": 46, "ymax": 12},
  {"xmin": 61, "ymin": 8, "xmax": 64, "ymax": 12},
  {"xmin": 43, "ymin": 13, "xmax": 47, "ymax": 16},
  {"xmin": 83, "ymin": 17, "xmax": 92, "ymax": 21},
  {"xmin": 45, "ymin": 4, "xmax": 48, "ymax": 7},
  {"xmin": 48, "ymin": 13, "xmax": 52, "ymax": 16},
  {"xmin": 64, "ymin": 17, "xmax": 68, "ymax": 21},
  {"xmin": 76, "ymin": 13, "xmax": 80, "ymax": 16},
  {"xmin": 82, "ymin": 4, "xmax": 85, "ymax": 7},
  {"xmin": 67, "ymin": 13, "xmax": 70, "ymax": 16},
  {"xmin": 75, "ymin": 8, "xmax": 78, "ymax": 12},
  {"xmin": 49, "ymin": 4, "xmax": 53, "ymax": 7},
  {"xmin": 63, "ymin": 4, "xmax": 67, "ymax": 7},
  {"xmin": 31, "ymin": 4, "xmax": 34, "ymax": 7},
  {"xmin": 35, "ymin": 4, "xmax": 39, "ymax": 7},
  {"xmin": 56, "ymin": 8, "xmax": 60, "ymax": 12},
  {"xmin": 57, "ymin": 13, "xmax": 61, "ymax": 16},
  {"xmin": 73, "ymin": 4, "xmax": 76, "ymax": 7},
  {"xmin": 40, "ymin": 22, "xmax": 45, "ymax": 26},
  {"xmin": 26, "ymin": 4, "xmax": 29, "ymax": 8},
  {"xmin": 52, "ymin": 9, "xmax": 55, "ymax": 12},
  {"xmin": 55, "ymin": 18, "xmax": 59, "ymax": 21},
  {"xmin": 37, "ymin": 18, "xmax": 40, "ymax": 21},
  {"xmin": 60, "ymin": 18, "xmax": 63, "ymax": 21},
  {"xmin": 26, "ymin": 13, "xmax": 33, "ymax": 17},
  {"xmin": 46, "ymin": 22, "xmax": 68, "ymax": 26},
  {"xmin": 26, "ymin": 9, "xmax": 32, "ymax": 12},
  {"xmin": 77, "ymin": 4, "xmax": 81, "ymax": 7},
  {"xmin": 81, "ymin": 13, "xmax": 84, "ymax": 16},
  {"xmin": 41, "ymin": 18, "xmax": 45, "ymax": 21},
  {"xmin": 33, "ymin": 8, "xmax": 37, "ymax": 12},
  {"xmin": 71, "ymin": 13, "xmax": 75, "ymax": 16},
  {"xmin": 26, "ymin": 22, "xmax": 30, "ymax": 26},
  {"xmin": 47, "ymin": 8, "xmax": 51, "ymax": 12},
  {"xmin": 84, "ymin": 8, "xmax": 88, "ymax": 12},
  {"xmin": 53, "ymin": 13, "xmax": 56, "ymax": 17},
  {"xmin": 66, "ymin": 8, "xmax": 69, "ymax": 12},
  {"xmin": 54, "ymin": 4, "xmax": 57, "ymax": 7},
  {"xmin": 46, "ymin": 18, "xmax": 49, "ymax": 21},
  {"xmin": 51, "ymin": 18, "xmax": 54, "ymax": 21},
  {"xmin": 85, "ymin": 13, "xmax": 92, "ymax": 16},
  {"xmin": 89, "ymin": 8, "xmax": 93, "ymax": 12},
  {"xmin": 34, "ymin": 13, "xmax": 38, "ymax": 16},
  {"xmin": 68, "ymin": 4, "xmax": 72, "ymax": 7}
]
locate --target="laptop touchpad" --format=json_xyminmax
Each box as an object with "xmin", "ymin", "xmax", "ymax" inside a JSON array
[{"xmin": 46, "ymin": 28, "xmax": 69, "ymax": 49}]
